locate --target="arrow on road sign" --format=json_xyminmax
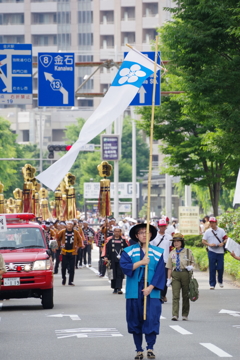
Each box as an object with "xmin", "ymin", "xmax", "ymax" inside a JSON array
[
  {"xmin": 44, "ymin": 72, "xmax": 69, "ymax": 104},
  {"xmin": 48, "ymin": 314, "xmax": 81, "ymax": 321},
  {"xmin": 138, "ymin": 86, "xmax": 146, "ymax": 103},
  {"xmin": 219, "ymin": 309, "xmax": 240, "ymax": 316}
]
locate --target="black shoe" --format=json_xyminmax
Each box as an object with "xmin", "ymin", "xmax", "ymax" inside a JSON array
[
  {"xmin": 75, "ymin": 266, "xmax": 78, "ymax": 269},
  {"xmin": 118, "ymin": 289, "xmax": 123, "ymax": 294},
  {"xmin": 135, "ymin": 352, "xmax": 144, "ymax": 360},
  {"xmin": 147, "ymin": 350, "xmax": 155, "ymax": 359},
  {"xmin": 113, "ymin": 289, "xmax": 118, "ymax": 294},
  {"xmin": 62, "ymin": 278, "xmax": 66, "ymax": 285},
  {"xmin": 69, "ymin": 283, "xmax": 75, "ymax": 286},
  {"xmin": 54, "ymin": 272, "xmax": 58, "ymax": 274}
]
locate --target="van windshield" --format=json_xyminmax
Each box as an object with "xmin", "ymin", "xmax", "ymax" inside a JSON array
[{"xmin": 0, "ymin": 227, "xmax": 45, "ymax": 249}]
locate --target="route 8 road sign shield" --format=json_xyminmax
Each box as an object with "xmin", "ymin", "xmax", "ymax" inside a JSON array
[{"xmin": 38, "ymin": 52, "xmax": 75, "ymax": 107}]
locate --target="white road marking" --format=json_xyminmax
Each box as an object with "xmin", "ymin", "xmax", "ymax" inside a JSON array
[
  {"xmin": 48, "ymin": 314, "xmax": 81, "ymax": 321},
  {"xmin": 233, "ymin": 325, "xmax": 240, "ymax": 329},
  {"xmin": 55, "ymin": 328, "xmax": 123, "ymax": 339},
  {"xmin": 219, "ymin": 309, "xmax": 240, "ymax": 316},
  {"xmin": 200, "ymin": 343, "xmax": 232, "ymax": 357},
  {"xmin": 170, "ymin": 325, "xmax": 192, "ymax": 335}
]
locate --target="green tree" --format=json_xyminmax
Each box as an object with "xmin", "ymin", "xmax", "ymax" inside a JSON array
[
  {"xmin": 0, "ymin": 118, "xmax": 19, "ymax": 197},
  {"xmin": 137, "ymin": 0, "xmax": 240, "ymax": 215}
]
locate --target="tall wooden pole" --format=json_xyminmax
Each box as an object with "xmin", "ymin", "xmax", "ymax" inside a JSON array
[
  {"xmin": 143, "ymin": 36, "xmax": 159, "ymax": 320},
  {"xmin": 126, "ymin": 38, "xmax": 160, "ymax": 320}
]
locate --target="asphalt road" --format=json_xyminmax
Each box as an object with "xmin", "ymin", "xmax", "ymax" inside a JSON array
[{"xmin": 0, "ymin": 246, "xmax": 240, "ymax": 360}]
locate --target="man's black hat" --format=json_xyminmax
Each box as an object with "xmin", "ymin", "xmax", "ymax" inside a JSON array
[{"xmin": 129, "ymin": 223, "xmax": 157, "ymax": 242}]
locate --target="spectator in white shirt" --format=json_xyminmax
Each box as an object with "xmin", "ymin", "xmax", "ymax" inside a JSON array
[{"xmin": 150, "ymin": 219, "xmax": 172, "ymax": 302}]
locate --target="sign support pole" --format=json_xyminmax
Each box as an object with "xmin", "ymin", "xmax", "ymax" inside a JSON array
[
  {"xmin": 131, "ymin": 107, "xmax": 137, "ymax": 219},
  {"xmin": 143, "ymin": 36, "xmax": 159, "ymax": 320}
]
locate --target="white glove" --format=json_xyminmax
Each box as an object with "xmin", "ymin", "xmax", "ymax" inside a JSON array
[
  {"xmin": 166, "ymin": 278, "xmax": 172, "ymax": 287},
  {"xmin": 185, "ymin": 265, "xmax": 193, "ymax": 271}
]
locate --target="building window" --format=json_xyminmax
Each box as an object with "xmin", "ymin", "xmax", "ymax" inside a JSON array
[
  {"xmin": 78, "ymin": 76, "xmax": 93, "ymax": 90},
  {"xmin": 78, "ymin": 99, "xmax": 93, "ymax": 107},
  {"xmin": 32, "ymin": 13, "xmax": 57, "ymax": 24},
  {"xmin": 121, "ymin": 7, "xmax": 135, "ymax": 21},
  {"xmin": 143, "ymin": 3, "xmax": 158, "ymax": 17},
  {"xmin": 0, "ymin": 13, "xmax": 24, "ymax": 25},
  {"xmin": 33, "ymin": 78, "xmax": 38, "ymax": 90},
  {"xmin": 143, "ymin": 29, "xmax": 157, "ymax": 43},
  {"xmin": 78, "ymin": 55, "xmax": 93, "ymax": 62},
  {"xmin": 152, "ymin": 154, "xmax": 159, "ymax": 167},
  {"xmin": 22, "ymin": 130, "xmax": 30, "ymax": 142},
  {"xmin": 78, "ymin": 11, "xmax": 93, "ymax": 24},
  {"xmin": 57, "ymin": 33, "xmax": 71, "ymax": 48},
  {"xmin": 100, "ymin": 84, "xmax": 109, "ymax": 93},
  {"xmin": 100, "ymin": 35, "xmax": 114, "ymax": 49},
  {"xmin": 78, "ymin": 33, "xmax": 93, "ymax": 46},
  {"xmin": 100, "ymin": 10, "xmax": 114, "ymax": 24},
  {"xmin": 121, "ymin": 32, "xmax": 135, "ymax": 46},
  {"xmin": 32, "ymin": 35, "xmax": 57, "ymax": 46},
  {"xmin": 0, "ymin": 35, "xmax": 24, "ymax": 43},
  {"xmin": 57, "ymin": 11, "xmax": 71, "ymax": 24}
]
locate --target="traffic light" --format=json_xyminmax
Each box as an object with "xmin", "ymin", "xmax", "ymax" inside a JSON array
[{"xmin": 47, "ymin": 145, "xmax": 72, "ymax": 159}]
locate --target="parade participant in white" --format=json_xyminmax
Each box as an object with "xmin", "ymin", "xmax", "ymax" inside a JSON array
[
  {"xmin": 150, "ymin": 219, "xmax": 172, "ymax": 302},
  {"xmin": 36, "ymin": 48, "xmax": 164, "ymax": 191}
]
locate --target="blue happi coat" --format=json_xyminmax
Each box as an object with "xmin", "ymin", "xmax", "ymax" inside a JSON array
[{"xmin": 120, "ymin": 243, "xmax": 165, "ymax": 334}]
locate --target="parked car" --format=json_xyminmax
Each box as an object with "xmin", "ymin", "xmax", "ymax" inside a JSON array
[{"xmin": 0, "ymin": 213, "xmax": 54, "ymax": 309}]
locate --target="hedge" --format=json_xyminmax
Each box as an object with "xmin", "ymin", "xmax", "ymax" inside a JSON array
[{"xmin": 188, "ymin": 246, "xmax": 240, "ymax": 280}]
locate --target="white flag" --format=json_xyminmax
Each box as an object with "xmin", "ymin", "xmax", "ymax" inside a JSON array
[
  {"xmin": 233, "ymin": 169, "xmax": 240, "ymax": 206},
  {"xmin": 36, "ymin": 47, "xmax": 162, "ymax": 190}
]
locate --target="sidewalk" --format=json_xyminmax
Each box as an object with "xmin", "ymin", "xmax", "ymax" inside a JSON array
[{"xmin": 193, "ymin": 268, "xmax": 240, "ymax": 290}]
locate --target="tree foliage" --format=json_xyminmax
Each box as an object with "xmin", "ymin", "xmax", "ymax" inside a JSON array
[{"xmin": 137, "ymin": 0, "xmax": 240, "ymax": 215}]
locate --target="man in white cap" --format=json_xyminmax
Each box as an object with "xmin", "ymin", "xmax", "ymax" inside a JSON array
[
  {"xmin": 202, "ymin": 216, "xmax": 228, "ymax": 289},
  {"xmin": 164, "ymin": 216, "xmax": 175, "ymax": 236},
  {"xmin": 150, "ymin": 219, "xmax": 172, "ymax": 302}
]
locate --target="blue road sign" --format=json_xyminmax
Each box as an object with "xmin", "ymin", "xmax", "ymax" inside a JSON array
[
  {"xmin": 38, "ymin": 53, "xmax": 75, "ymax": 107},
  {"xmin": 0, "ymin": 44, "xmax": 32, "ymax": 105},
  {"xmin": 124, "ymin": 51, "xmax": 161, "ymax": 106}
]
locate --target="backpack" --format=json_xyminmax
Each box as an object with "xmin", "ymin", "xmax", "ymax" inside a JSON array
[
  {"xmin": 189, "ymin": 275, "xmax": 199, "ymax": 302},
  {"xmin": 186, "ymin": 248, "xmax": 199, "ymax": 302}
]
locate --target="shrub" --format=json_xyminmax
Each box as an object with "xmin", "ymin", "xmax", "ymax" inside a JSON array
[{"xmin": 184, "ymin": 235, "xmax": 203, "ymax": 247}]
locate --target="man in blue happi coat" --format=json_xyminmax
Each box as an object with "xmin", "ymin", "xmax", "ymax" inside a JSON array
[{"xmin": 120, "ymin": 223, "xmax": 165, "ymax": 360}]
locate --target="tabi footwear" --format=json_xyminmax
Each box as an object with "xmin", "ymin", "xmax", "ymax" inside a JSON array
[
  {"xmin": 147, "ymin": 350, "xmax": 155, "ymax": 359},
  {"xmin": 134, "ymin": 351, "xmax": 144, "ymax": 360}
]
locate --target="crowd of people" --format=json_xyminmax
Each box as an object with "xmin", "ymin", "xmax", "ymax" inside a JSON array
[{"xmin": 0, "ymin": 213, "xmax": 239, "ymax": 360}]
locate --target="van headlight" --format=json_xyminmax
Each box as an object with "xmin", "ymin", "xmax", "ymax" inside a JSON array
[{"xmin": 32, "ymin": 259, "xmax": 51, "ymax": 270}]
